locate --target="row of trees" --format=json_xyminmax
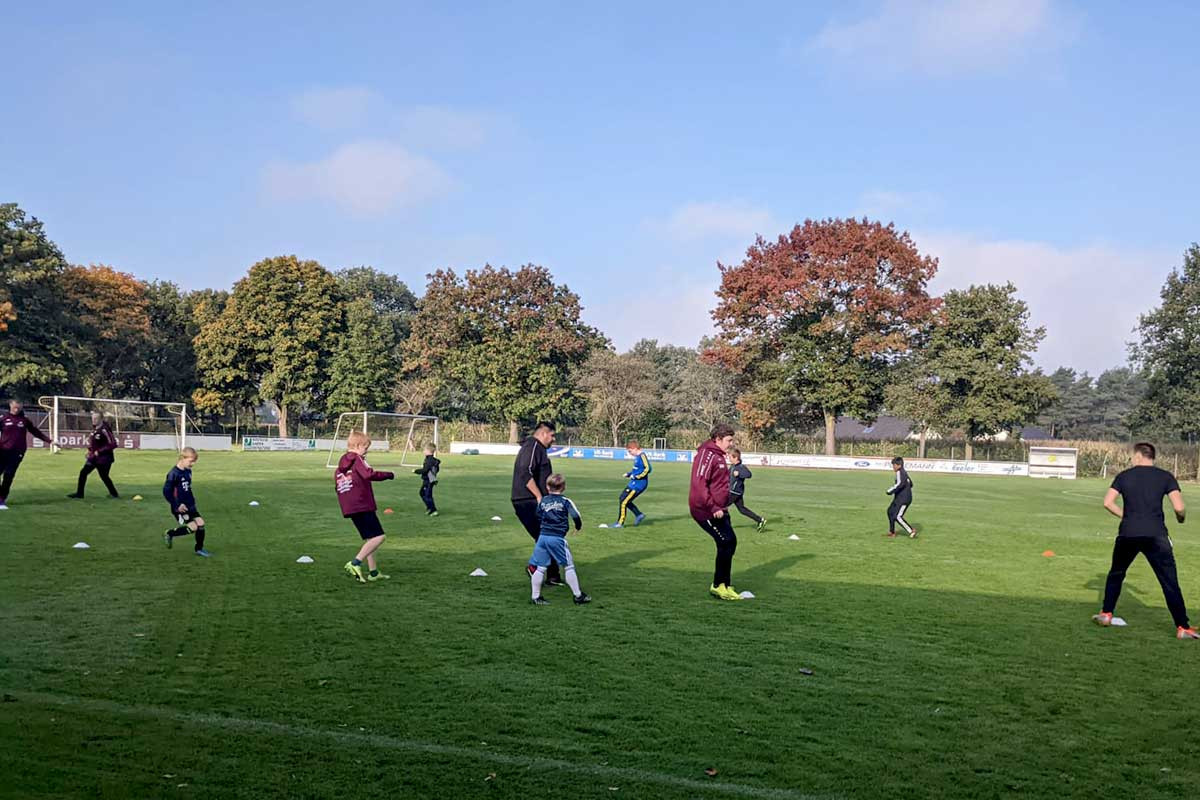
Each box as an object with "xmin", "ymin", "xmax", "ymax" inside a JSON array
[{"xmin": 3, "ymin": 201, "xmax": 1197, "ymax": 451}]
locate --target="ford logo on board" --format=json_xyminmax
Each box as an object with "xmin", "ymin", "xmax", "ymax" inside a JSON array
[{"xmin": 854, "ymin": 460, "xmax": 871, "ymax": 467}]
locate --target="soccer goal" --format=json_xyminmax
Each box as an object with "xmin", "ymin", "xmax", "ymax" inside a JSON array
[
  {"xmin": 37, "ymin": 396, "xmax": 188, "ymax": 453},
  {"xmin": 324, "ymin": 412, "xmax": 440, "ymax": 469}
]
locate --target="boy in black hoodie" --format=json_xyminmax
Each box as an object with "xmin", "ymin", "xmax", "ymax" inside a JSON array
[
  {"xmin": 414, "ymin": 443, "xmax": 441, "ymax": 516},
  {"xmin": 728, "ymin": 449, "xmax": 766, "ymax": 531}
]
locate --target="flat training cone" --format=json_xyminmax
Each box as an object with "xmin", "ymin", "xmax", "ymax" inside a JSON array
[
  {"xmin": 248, "ymin": 500, "xmax": 260, "ymax": 507},
  {"xmin": 73, "ymin": 542, "xmax": 90, "ymax": 549},
  {"xmin": 788, "ymin": 534, "xmax": 801, "ymax": 541},
  {"xmin": 469, "ymin": 568, "xmax": 488, "ymax": 577},
  {"xmin": 383, "ymin": 508, "xmax": 394, "ymax": 514},
  {"xmin": 296, "ymin": 555, "xmax": 314, "ymax": 564},
  {"xmin": 739, "ymin": 590, "xmax": 755, "ymax": 599},
  {"xmin": 490, "ymin": 516, "xmax": 502, "ymax": 521},
  {"xmin": 131, "ymin": 495, "xmax": 143, "ymax": 501},
  {"xmin": 1042, "ymin": 550, "xmax": 1055, "ymax": 558}
]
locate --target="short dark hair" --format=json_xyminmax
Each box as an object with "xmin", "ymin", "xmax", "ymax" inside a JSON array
[
  {"xmin": 534, "ymin": 421, "xmax": 556, "ymax": 434},
  {"xmin": 547, "ymin": 473, "xmax": 566, "ymax": 492},
  {"xmin": 892, "ymin": 457, "xmax": 904, "ymax": 466},
  {"xmin": 1134, "ymin": 442, "xmax": 1156, "ymax": 461},
  {"xmin": 710, "ymin": 423, "xmax": 735, "ymax": 440}
]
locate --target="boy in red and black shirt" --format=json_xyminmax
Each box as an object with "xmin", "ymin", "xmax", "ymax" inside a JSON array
[{"xmin": 335, "ymin": 431, "xmax": 395, "ymax": 584}]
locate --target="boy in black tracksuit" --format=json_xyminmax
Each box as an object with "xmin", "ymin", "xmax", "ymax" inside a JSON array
[
  {"xmin": 886, "ymin": 457, "xmax": 915, "ymax": 538},
  {"xmin": 727, "ymin": 449, "xmax": 765, "ymax": 531},
  {"xmin": 414, "ymin": 444, "xmax": 441, "ymax": 516}
]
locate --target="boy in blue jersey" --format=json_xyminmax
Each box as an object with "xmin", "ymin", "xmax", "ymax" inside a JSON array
[
  {"xmin": 162, "ymin": 448, "xmax": 210, "ymax": 556},
  {"xmin": 528, "ymin": 473, "xmax": 591, "ymax": 605},
  {"xmin": 612, "ymin": 439, "xmax": 651, "ymax": 528}
]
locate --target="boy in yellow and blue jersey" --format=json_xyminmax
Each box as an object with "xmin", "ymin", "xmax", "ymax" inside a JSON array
[{"xmin": 612, "ymin": 439, "xmax": 651, "ymax": 528}]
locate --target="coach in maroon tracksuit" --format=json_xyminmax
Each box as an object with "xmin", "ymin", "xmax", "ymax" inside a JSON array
[
  {"xmin": 0, "ymin": 399, "xmax": 53, "ymax": 509},
  {"xmin": 689, "ymin": 423, "xmax": 740, "ymax": 600},
  {"xmin": 68, "ymin": 411, "xmax": 120, "ymax": 500}
]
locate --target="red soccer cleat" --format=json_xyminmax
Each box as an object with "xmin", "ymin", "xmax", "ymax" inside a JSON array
[
  {"xmin": 1092, "ymin": 612, "xmax": 1113, "ymax": 627},
  {"xmin": 1177, "ymin": 626, "xmax": 1200, "ymax": 640}
]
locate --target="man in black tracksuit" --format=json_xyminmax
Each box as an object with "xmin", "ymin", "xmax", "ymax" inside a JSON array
[
  {"xmin": 511, "ymin": 422, "xmax": 561, "ymax": 585},
  {"xmin": 886, "ymin": 457, "xmax": 915, "ymax": 538},
  {"xmin": 1096, "ymin": 442, "xmax": 1198, "ymax": 639}
]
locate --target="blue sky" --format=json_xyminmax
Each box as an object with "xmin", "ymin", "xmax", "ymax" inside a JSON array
[{"xmin": 4, "ymin": 1, "xmax": 1198, "ymax": 374}]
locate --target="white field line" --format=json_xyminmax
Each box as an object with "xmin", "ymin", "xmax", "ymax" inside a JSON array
[{"xmin": 12, "ymin": 690, "xmax": 838, "ymax": 800}]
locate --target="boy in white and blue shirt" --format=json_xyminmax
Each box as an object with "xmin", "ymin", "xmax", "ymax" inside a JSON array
[{"xmin": 528, "ymin": 473, "xmax": 592, "ymax": 605}]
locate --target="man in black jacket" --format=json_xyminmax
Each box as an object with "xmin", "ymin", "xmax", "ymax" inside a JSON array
[{"xmin": 511, "ymin": 422, "xmax": 561, "ymax": 585}]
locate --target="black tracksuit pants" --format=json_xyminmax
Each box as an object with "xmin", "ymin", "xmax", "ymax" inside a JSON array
[
  {"xmin": 696, "ymin": 515, "xmax": 737, "ymax": 587},
  {"xmin": 1103, "ymin": 535, "xmax": 1190, "ymax": 628},
  {"xmin": 729, "ymin": 493, "xmax": 762, "ymax": 524},
  {"xmin": 0, "ymin": 450, "xmax": 24, "ymax": 501},
  {"xmin": 513, "ymin": 498, "xmax": 560, "ymax": 582},
  {"xmin": 77, "ymin": 461, "xmax": 119, "ymax": 498},
  {"xmin": 419, "ymin": 481, "xmax": 436, "ymax": 513}
]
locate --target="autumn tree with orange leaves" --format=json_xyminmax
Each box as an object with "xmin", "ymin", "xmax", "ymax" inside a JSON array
[{"xmin": 707, "ymin": 218, "xmax": 939, "ymax": 455}]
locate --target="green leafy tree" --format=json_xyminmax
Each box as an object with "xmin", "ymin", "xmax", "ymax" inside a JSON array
[
  {"xmin": 1038, "ymin": 367, "xmax": 1094, "ymax": 438},
  {"xmin": 577, "ymin": 349, "xmax": 658, "ymax": 446},
  {"xmin": 325, "ymin": 296, "xmax": 398, "ymax": 412},
  {"xmin": 0, "ymin": 204, "xmax": 77, "ymax": 397},
  {"xmin": 194, "ymin": 255, "xmax": 343, "ymax": 436},
  {"xmin": 923, "ymin": 283, "xmax": 1056, "ymax": 459},
  {"xmin": 1090, "ymin": 367, "xmax": 1144, "ymax": 440},
  {"xmin": 404, "ymin": 265, "xmax": 606, "ymax": 442},
  {"xmin": 671, "ymin": 346, "xmax": 740, "ymax": 432},
  {"xmin": 1130, "ymin": 245, "xmax": 1200, "ymax": 441},
  {"xmin": 884, "ymin": 358, "xmax": 951, "ymax": 457},
  {"xmin": 337, "ymin": 266, "xmax": 417, "ymax": 344},
  {"xmin": 629, "ymin": 339, "xmax": 696, "ymax": 438},
  {"xmin": 709, "ymin": 218, "xmax": 939, "ymax": 454},
  {"xmin": 141, "ymin": 281, "xmax": 197, "ymax": 402},
  {"xmin": 61, "ymin": 264, "xmax": 152, "ymax": 397}
]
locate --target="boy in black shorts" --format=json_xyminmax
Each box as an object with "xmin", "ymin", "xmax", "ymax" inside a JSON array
[
  {"xmin": 162, "ymin": 447, "xmax": 210, "ymax": 557},
  {"xmin": 335, "ymin": 431, "xmax": 396, "ymax": 583}
]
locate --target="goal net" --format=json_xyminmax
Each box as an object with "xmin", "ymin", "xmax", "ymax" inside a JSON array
[
  {"xmin": 37, "ymin": 395, "xmax": 188, "ymax": 453},
  {"xmin": 324, "ymin": 412, "xmax": 440, "ymax": 469}
]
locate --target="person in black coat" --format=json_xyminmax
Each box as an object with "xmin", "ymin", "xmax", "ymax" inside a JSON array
[{"xmin": 68, "ymin": 411, "xmax": 120, "ymax": 499}]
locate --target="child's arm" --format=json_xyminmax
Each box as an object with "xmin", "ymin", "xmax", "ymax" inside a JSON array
[
  {"xmin": 567, "ymin": 498, "xmax": 583, "ymax": 531},
  {"xmin": 355, "ymin": 457, "xmax": 394, "ymax": 482}
]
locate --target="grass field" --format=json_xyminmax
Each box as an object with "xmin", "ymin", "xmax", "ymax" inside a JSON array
[{"xmin": 2, "ymin": 450, "xmax": 1199, "ymax": 799}]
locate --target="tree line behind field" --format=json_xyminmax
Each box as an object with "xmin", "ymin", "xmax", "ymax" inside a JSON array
[{"xmin": 3, "ymin": 202, "xmax": 1199, "ymax": 455}]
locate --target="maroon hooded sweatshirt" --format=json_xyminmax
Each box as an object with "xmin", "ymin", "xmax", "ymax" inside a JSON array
[
  {"xmin": 0, "ymin": 412, "xmax": 51, "ymax": 453},
  {"xmin": 334, "ymin": 451, "xmax": 394, "ymax": 516},
  {"xmin": 689, "ymin": 438, "xmax": 731, "ymax": 522}
]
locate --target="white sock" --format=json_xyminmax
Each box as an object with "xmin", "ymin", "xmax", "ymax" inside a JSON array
[
  {"xmin": 531, "ymin": 566, "xmax": 546, "ymax": 599},
  {"xmin": 564, "ymin": 566, "xmax": 582, "ymax": 597}
]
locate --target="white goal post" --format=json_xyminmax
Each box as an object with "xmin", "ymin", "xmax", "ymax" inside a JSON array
[
  {"xmin": 37, "ymin": 395, "xmax": 188, "ymax": 453},
  {"xmin": 324, "ymin": 412, "xmax": 440, "ymax": 469},
  {"xmin": 1028, "ymin": 446, "xmax": 1078, "ymax": 479}
]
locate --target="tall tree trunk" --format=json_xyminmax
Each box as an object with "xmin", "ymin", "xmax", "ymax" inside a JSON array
[
  {"xmin": 611, "ymin": 421, "xmax": 620, "ymax": 448},
  {"xmin": 277, "ymin": 403, "xmax": 289, "ymax": 438},
  {"xmin": 508, "ymin": 420, "xmax": 519, "ymax": 444},
  {"xmin": 964, "ymin": 439, "xmax": 974, "ymax": 461},
  {"xmin": 918, "ymin": 426, "xmax": 927, "ymax": 458},
  {"xmin": 824, "ymin": 410, "xmax": 836, "ymax": 456}
]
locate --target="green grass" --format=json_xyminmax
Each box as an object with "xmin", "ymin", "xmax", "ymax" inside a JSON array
[{"xmin": 2, "ymin": 450, "xmax": 1199, "ymax": 799}]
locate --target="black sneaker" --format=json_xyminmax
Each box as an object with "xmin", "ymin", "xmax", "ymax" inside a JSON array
[
  {"xmin": 67, "ymin": 493, "xmax": 83, "ymax": 499},
  {"xmin": 530, "ymin": 596, "xmax": 550, "ymax": 605},
  {"xmin": 546, "ymin": 576, "xmax": 566, "ymax": 587},
  {"xmin": 573, "ymin": 592, "xmax": 592, "ymax": 605}
]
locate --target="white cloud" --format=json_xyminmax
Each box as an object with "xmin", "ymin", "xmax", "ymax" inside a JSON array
[
  {"xmin": 290, "ymin": 87, "xmax": 379, "ymax": 131},
  {"xmin": 858, "ymin": 188, "xmax": 941, "ymax": 222},
  {"xmin": 588, "ymin": 270, "xmax": 719, "ymax": 351},
  {"xmin": 395, "ymin": 106, "xmax": 490, "ymax": 150},
  {"xmin": 660, "ymin": 201, "xmax": 778, "ymax": 243},
  {"xmin": 262, "ymin": 141, "xmax": 451, "ymax": 215},
  {"xmin": 920, "ymin": 231, "xmax": 1174, "ymax": 374},
  {"xmin": 810, "ymin": 0, "xmax": 1077, "ymax": 76}
]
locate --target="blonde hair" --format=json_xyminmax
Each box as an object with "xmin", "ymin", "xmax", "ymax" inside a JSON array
[
  {"xmin": 347, "ymin": 431, "xmax": 370, "ymax": 449},
  {"xmin": 180, "ymin": 447, "xmax": 198, "ymax": 458}
]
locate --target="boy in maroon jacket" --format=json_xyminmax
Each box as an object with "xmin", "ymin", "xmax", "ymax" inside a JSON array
[
  {"xmin": 689, "ymin": 423, "xmax": 741, "ymax": 601},
  {"xmin": 0, "ymin": 399, "xmax": 53, "ymax": 509},
  {"xmin": 335, "ymin": 431, "xmax": 395, "ymax": 584},
  {"xmin": 68, "ymin": 411, "xmax": 120, "ymax": 499}
]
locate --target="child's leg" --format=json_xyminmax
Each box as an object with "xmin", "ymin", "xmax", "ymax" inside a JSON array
[
  {"xmin": 563, "ymin": 565, "xmax": 583, "ymax": 597},
  {"xmin": 626, "ymin": 493, "xmax": 642, "ymax": 519},
  {"xmin": 531, "ymin": 565, "xmax": 546, "ymax": 599},
  {"xmin": 733, "ymin": 496, "xmax": 762, "ymax": 524},
  {"xmin": 887, "ymin": 501, "xmax": 899, "ymax": 533},
  {"xmin": 355, "ymin": 534, "xmax": 385, "ymax": 564},
  {"xmin": 894, "ymin": 504, "xmax": 913, "ymax": 535}
]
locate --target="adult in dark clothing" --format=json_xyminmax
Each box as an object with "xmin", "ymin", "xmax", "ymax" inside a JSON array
[
  {"xmin": 885, "ymin": 456, "xmax": 915, "ymax": 538},
  {"xmin": 0, "ymin": 399, "xmax": 53, "ymax": 509},
  {"xmin": 68, "ymin": 411, "xmax": 120, "ymax": 499},
  {"xmin": 512, "ymin": 422, "xmax": 562, "ymax": 585},
  {"xmin": 1095, "ymin": 442, "xmax": 1199, "ymax": 639},
  {"xmin": 689, "ymin": 423, "xmax": 740, "ymax": 601}
]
